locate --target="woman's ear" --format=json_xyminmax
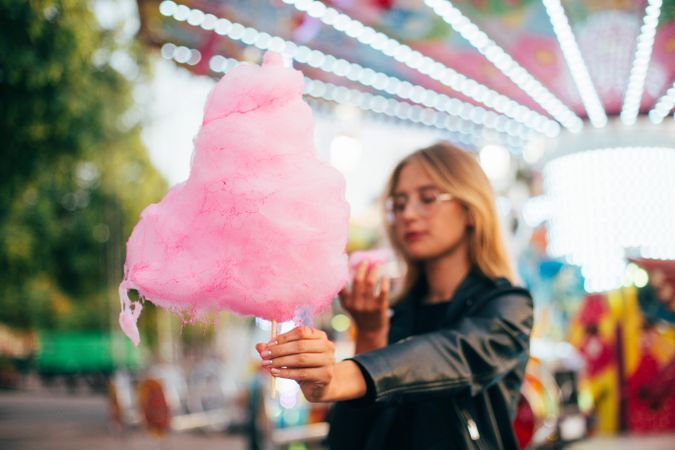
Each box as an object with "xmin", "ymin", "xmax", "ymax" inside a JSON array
[{"xmin": 466, "ymin": 209, "xmax": 475, "ymax": 228}]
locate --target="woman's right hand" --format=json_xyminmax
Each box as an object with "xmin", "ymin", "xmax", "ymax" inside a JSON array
[
  {"xmin": 339, "ymin": 261, "xmax": 391, "ymax": 342},
  {"xmin": 256, "ymin": 326, "xmax": 367, "ymax": 403}
]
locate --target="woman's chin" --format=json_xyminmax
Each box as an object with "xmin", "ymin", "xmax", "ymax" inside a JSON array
[{"xmin": 401, "ymin": 244, "xmax": 432, "ymax": 261}]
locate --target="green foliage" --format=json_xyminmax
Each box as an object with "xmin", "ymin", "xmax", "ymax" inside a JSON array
[
  {"xmin": 0, "ymin": 0, "xmax": 167, "ymax": 332},
  {"xmin": 1, "ymin": 0, "xmax": 107, "ymax": 211}
]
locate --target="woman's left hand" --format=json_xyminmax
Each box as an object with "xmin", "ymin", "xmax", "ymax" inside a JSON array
[{"xmin": 256, "ymin": 326, "xmax": 337, "ymax": 402}]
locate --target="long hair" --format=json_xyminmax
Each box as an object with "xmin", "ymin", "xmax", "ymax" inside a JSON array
[{"xmin": 384, "ymin": 142, "xmax": 514, "ymax": 300}]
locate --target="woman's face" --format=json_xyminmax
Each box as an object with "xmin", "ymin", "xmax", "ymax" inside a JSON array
[{"xmin": 391, "ymin": 159, "xmax": 470, "ymax": 261}]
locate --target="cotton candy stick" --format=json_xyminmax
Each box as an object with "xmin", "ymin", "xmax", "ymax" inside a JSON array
[{"xmin": 270, "ymin": 320, "xmax": 277, "ymax": 399}]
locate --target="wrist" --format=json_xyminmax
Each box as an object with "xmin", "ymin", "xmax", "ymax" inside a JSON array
[
  {"xmin": 357, "ymin": 325, "xmax": 388, "ymax": 336},
  {"xmin": 354, "ymin": 327, "xmax": 388, "ymax": 354},
  {"xmin": 325, "ymin": 360, "xmax": 367, "ymax": 402}
]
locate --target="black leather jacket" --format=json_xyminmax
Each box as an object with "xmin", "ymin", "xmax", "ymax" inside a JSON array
[{"xmin": 327, "ymin": 270, "xmax": 533, "ymax": 450}]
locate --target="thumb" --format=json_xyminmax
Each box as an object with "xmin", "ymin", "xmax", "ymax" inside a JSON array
[
  {"xmin": 338, "ymin": 286, "xmax": 349, "ymax": 303},
  {"xmin": 377, "ymin": 277, "xmax": 390, "ymax": 309}
]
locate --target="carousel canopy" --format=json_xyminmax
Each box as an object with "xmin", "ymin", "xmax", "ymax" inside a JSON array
[{"xmin": 136, "ymin": 0, "xmax": 675, "ymax": 153}]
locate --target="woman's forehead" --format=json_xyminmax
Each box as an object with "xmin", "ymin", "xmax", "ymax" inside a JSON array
[{"xmin": 394, "ymin": 159, "xmax": 440, "ymax": 192}]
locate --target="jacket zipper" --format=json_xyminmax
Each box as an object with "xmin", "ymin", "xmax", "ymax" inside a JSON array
[
  {"xmin": 453, "ymin": 400, "xmax": 482, "ymax": 450},
  {"xmin": 463, "ymin": 410, "xmax": 481, "ymax": 442}
]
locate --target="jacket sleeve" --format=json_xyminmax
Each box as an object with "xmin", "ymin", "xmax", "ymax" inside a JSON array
[{"xmin": 350, "ymin": 293, "xmax": 533, "ymax": 404}]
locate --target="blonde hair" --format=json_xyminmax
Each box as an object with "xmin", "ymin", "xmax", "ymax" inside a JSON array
[{"xmin": 384, "ymin": 142, "xmax": 514, "ymax": 300}]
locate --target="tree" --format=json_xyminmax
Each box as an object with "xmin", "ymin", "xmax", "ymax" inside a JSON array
[{"xmin": 0, "ymin": 0, "xmax": 166, "ymax": 333}]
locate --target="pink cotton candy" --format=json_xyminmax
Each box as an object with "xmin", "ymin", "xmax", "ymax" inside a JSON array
[
  {"xmin": 118, "ymin": 52, "xmax": 350, "ymax": 346},
  {"xmin": 118, "ymin": 281, "xmax": 142, "ymax": 347},
  {"xmin": 349, "ymin": 248, "xmax": 395, "ymax": 272}
]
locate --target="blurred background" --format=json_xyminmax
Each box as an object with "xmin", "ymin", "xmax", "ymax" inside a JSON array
[{"xmin": 1, "ymin": 0, "xmax": 674, "ymax": 449}]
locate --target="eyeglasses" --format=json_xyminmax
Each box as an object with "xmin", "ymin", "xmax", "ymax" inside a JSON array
[{"xmin": 385, "ymin": 188, "xmax": 453, "ymax": 223}]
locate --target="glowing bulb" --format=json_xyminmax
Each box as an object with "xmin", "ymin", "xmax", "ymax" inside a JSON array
[
  {"xmin": 634, "ymin": 268, "xmax": 649, "ymax": 288},
  {"xmin": 329, "ymin": 135, "xmax": 362, "ymax": 173},
  {"xmin": 479, "ymin": 144, "xmax": 511, "ymax": 181},
  {"xmin": 331, "ymin": 314, "xmax": 351, "ymax": 332}
]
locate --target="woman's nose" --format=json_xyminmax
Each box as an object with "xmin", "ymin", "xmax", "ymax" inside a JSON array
[{"xmin": 400, "ymin": 199, "xmax": 421, "ymax": 220}]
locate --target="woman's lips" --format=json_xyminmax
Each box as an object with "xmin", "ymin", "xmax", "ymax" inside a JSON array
[{"xmin": 404, "ymin": 231, "xmax": 425, "ymax": 242}]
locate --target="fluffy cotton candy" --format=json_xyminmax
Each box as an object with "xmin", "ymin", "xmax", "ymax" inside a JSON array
[
  {"xmin": 349, "ymin": 248, "xmax": 395, "ymax": 272},
  {"xmin": 119, "ymin": 52, "xmax": 349, "ymax": 346}
]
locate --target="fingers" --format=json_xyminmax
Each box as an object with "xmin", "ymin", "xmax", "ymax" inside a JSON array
[
  {"xmin": 256, "ymin": 326, "xmax": 336, "ymax": 376},
  {"xmin": 360, "ymin": 265, "xmax": 380, "ymax": 309},
  {"xmin": 262, "ymin": 352, "xmax": 334, "ymax": 369},
  {"xmin": 351, "ymin": 261, "xmax": 371, "ymax": 303},
  {"xmin": 260, "ymin": 337, "xmax": 333, "ymax": 359},
  {"xmin": 338, "ymin": 286, "xmax": 349, "ymax": 303},
  {"xmin": 270, "ymin": 326, "xmax": 326, "ymax": 346},
  {"xmin": 377, "ymin": 276, "xmax": 390, "ymax": 306},
  {"xmin": 365, "ymin": 264, "xmax": 380, "ymax": 291},
  {"xmin": 256, "ymin": 326, "xmax": 332, "ymax": 360},
  {"xmin": 268, "ymin": 366, "xmax": 332, "ymax": 383},
  {"xmin": 345, "ymin": 262, "xmax": 387, "ymax": 310}
]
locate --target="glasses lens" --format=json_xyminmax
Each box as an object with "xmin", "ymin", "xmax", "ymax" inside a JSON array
[
  {"xmin": 386, "ymin": 191, "xmax": 441, "ymax": 220},
  {"xmin": 385, "ymin": 197, "xmax": 397, "ymax": 223}
]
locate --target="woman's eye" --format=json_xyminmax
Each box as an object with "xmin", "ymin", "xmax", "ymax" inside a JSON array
[
  {"xmin": 420, "ymin": 194, "xmax": 437, "ymax": 204},
  {"xmin": 393, "ymin": 201, "xmax": 407, "ymax": 212}
]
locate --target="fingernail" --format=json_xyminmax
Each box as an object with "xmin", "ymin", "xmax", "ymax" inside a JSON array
[
  {"xmin": 267, "ymin": 340, "xmax": 278, "ymax": 346},
  {"xmin": 270, "ymin": 368, "xmax": 280, "ymax": 375},
  {"xmin": 261, "ymin": 360, "xmax": 272, "ymax": 366},
  {"xmin": 261, "ymin": 350, "xmax": 271, "ymax": 358}
]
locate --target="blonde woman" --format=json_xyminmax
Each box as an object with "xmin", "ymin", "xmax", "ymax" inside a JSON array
[{"xmin": 256, "ymin": 142, "xmax": 533, "ymax": 449}]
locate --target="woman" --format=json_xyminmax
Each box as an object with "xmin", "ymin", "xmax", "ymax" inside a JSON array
[{"xmin": 256, "ymin": 142, "xmax": 533, "ymax": 449}]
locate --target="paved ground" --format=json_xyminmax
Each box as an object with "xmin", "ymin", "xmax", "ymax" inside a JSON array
[
  {"xmin": 1, "ymin": 390, "xmax": 674, "ymax": 449},
  {"xmin": 567, "ymin": 433, "xmax": 675, "ymax": 450},
  {"xmin": 0, "ymin": 391, "xmax": 247, "ymax": 450}
]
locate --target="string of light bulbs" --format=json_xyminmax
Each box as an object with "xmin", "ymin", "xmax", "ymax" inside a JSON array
[
  {"xmin": 648, "ymin": 80, "xmax": 675, "ymax": 124},
  {"xmin": 542, "ymin": 0, "xmax": 607, "ymax": 128},
  {"xmin": 158, "ymin": 0, "xmax": 547, "ymax": 140},
  {"xmin": 279, "ymin": 0, "xmax": 560, "ymax": 136},
  {"xmin": 424, "ymin": 0, "xmax": 583, "ymax": 132},
  {"xmin": 159, "ymin": 42, "xmax": 511, "ymax": 146},
  {"xmin": 620, "ymin": 0, "xmax": 663, "ymax": 125}
]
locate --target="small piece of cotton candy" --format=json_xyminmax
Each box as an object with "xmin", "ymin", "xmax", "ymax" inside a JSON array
[
  {"xmin": 348, "ymin": 248, "xmax": 400, "ymax": 280},
  {"xmin": 349, "ymin": 248, "xmax": 395, "ymax": 271},
  {"xmin": 118, "ymin": 52, "xmax": 349, "ymax": 346}
]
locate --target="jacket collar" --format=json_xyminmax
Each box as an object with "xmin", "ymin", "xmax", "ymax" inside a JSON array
[{"xmin": 389, "ymin": 267, "xmax": 495, "ymax": 341}]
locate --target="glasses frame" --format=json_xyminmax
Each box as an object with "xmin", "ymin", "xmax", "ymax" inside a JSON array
[{"xmin": 385, "ymin": 191, "xmax": 453, "ymax": 223}]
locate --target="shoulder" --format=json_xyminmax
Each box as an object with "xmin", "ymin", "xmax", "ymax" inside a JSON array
[
  {"xmin": 473, "ymin": 278, "xmax": 533, "ymax": 316},
  {"xmin": 483, "ymin": 276, "xmax": 532, "ymax": 301}
]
